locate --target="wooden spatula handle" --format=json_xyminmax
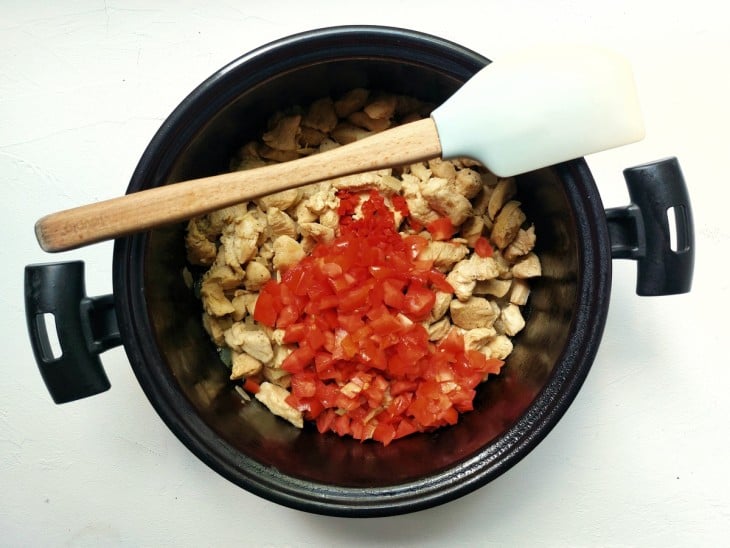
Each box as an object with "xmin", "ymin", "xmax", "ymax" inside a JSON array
[{"xmin": 35, "ymin": 118, "xmax": 442, "ymax": 253}]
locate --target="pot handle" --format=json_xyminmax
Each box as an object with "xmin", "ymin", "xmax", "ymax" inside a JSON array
[
  {"xmin": 24, "ymin": 261, "xmax": 122, "ymax": 403},
  {"xmin": 606, "ymin": 157, "xmax": 694, "ymax": 296}
]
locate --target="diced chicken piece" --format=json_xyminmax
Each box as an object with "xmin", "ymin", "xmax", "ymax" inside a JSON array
[
  {"xmin": 203, "ymin": 264, "xmax": 244, "ymax": 291},
  {"xmin": 471, "ymin": 187, "xmax": 494, "ymax": 217},
  {"xmin": 318, "ymin": 138, "xmax": 340, "ymax": 153},
  {"xmin": 255, "ymin": 382, "xmax": 303, "ymax": 428},
  {"xmin": 185, "ymin": 219, "xmax": 217, "ymax": 266},
  {"xmin": 348, "ymin": 110, "xmax": 391, "ymax": 132},
  {"xmin": 453, "ymin": 168, "xmax": 483, "ymax": 199},
  {"xmin": 446, "ymin": 255, "xmax": 501, "ymax": 301},
  {"xmin": 491, "ymin": 200, "xmax": 526, "ymax": 249},
  {"xmin": 297, "ymin": 126, "xmax": 327, "ymax": 149},
  {"xmin": 426, "ymin": 318, "xmax": 451, "ymax": 341},
  {"xmin": 492, "ymin": 250, "xmax": 512, "ymax": 279},
  {"xmin": 230, "ymin": 352, "xmax": 263, "ymax": 380},
  {"xmin": 230, "ymin": 141, "xmax": 266, "ymax": 172},
  {"xmin": 417, "ymin": 241, "xmax": 469, "ymax": 271},
  {"xmin": 206, "ymin": 203, "xmax": 249, "ymax": 236},
  {"xmin": 428, "ymin": 158, "xmax": 457, "ymax": 180},
  {"xmin": 202, "ymin": 313, "xmax": 232, "ymax": 346},
  {"xmin": 331, "ymin": 169, "xmax": 400, "ymax": 195},
  {"xmin": 401, "ymin": 174, "xmax": 439, "ymax": 225},
  {"xmin": 200, "ymin": 282, "xmax": 235, "ymax": 317},
  {"xmin": 429, "ymin": 291, "xmax": 453, "ymax": 323},
  {"xmin": 257, "ymin": 189, "xmax": 302, "ymax": 212},
  {"xmin": 218, "ymin": 212, "xmax": 267, "ymax": 269},
  {"xmin": 497, "ymin": 304, "xmax": 525, "ymax": 336},
  {"xmin": 487, "ymin": 178, "xmax": 517, "ymax": 220},
  {"xmin": 331, "ymin": 122, "xmax": 371, "ymax": 144},
  {"xmin": 266, "ymin": 207, "xmax": 297, "ymax": 239},
  {"xmin": 299, "ymin": 222, "xmax": 335, "ymax": 245},
  {"xmin": 230, "ymin": 291, "xmax": 250, "ymax": 322},
  {"xmin": 504, "ymin": 226, "xmax": 536, "ymax": 261},
  {"xmin": 262, "ymin": 366, "xmax": 291, "ymax": 388},
  {"xmin": 512, "ymin": 252, "xmax": 542, "ymax": 279},
  {"xmin": 460, "ymin": 216, "xmax": 485, "ymax": 247},
  {"xmin": 364, "ymin": 93, "xmax": 397, "ymax": 120},
  {"xmin": 409, "ymin": 162, "xmax": 432, "ymax": 182},
  {"xmin": 302, "ymin": 97, "xmax": 338, "ymax": 133},
  {"xmin": 244, "ymin": 261, "xmax": 271, "ymax": 291},
  {"xmin": 267, "ymin": 343, "xmax": 293, "ymax": 369},
  {"xmin": 473, "ymin": 278, "xmax": 512, "ymax": 298},
  {"xmin": 303, "ymin": 183, "xmax": 339, "ymax": 215},
  {"xmin": 262, "ymin": 114, "xmax": 301, "ymax": 151},
  {"xmin": 224, "ymin": 324, "xmax": 274, "ymax": 363},
  {"xmin": 334, "ymin": 88, "xmax": 370, "ymax": 118},
  {"xmin": 318, "ymin": 209, "xmax": 340, "ymax": 230},
  {"xmin": 450, "ymin": 297, "xmax": 500, "ymax": 330},
  {"xmin": 463, "ymin": 327, "xmax": 498, "ymax": 350},
  {"xmin": 421, "ymin": 177, "xmax": 472, "ymax": 226},
  {"xmin": 510, "ymin": 278, "xmax": 531, "ymax": 305},
  {"xmin": 257, "ymin": 145, "xmax": 300, "ymax": 163},
  {"xmin": 483, "ymin": 335, "xmax": 514, "ymax": 360},
  {"xmin": 272, "ymin": 235, "xmax": 305, "ymax": 272},
  {"xmin": 292, "ymin": 200, "xmax": 318, "ymax": 223}
]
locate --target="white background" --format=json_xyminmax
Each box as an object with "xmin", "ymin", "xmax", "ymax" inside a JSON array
[{"xmin": 2, "ymin": 1, "xmax": 728, "ymax": 546}]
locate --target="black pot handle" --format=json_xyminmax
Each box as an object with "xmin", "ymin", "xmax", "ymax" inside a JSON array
[
  {"xmin": 24, "ymin": 261, "xmax": 122, "ymax": 403},
  {"xmin": 606, "ymin": 157, "xmax": 694, "ymax": 296}
]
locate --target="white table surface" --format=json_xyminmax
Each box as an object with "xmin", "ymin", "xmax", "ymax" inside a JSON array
[{"xmin": 2, "ymin": 1, "xmax": 728, "ymax": 546}]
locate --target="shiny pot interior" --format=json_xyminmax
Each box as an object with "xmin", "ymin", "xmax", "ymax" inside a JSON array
[{"xmin": 113, "ymin": 26, "xmax": 612, "ymax": 516}]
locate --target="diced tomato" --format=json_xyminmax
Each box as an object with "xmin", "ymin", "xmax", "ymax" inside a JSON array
[
  {"xmin": 426, "ymin": 217, "xmax": 456, "ymax": 241},
  {"xmin": 247, "ymin": 188, "xmax": 505, "ymax": 446},
  {"xmin": 242, "ymin": 377, "xmax": 260, "ymax": 394},
  {"xmin": 474, "ymin": 236, "xmax": 494, "ymax": 258}
]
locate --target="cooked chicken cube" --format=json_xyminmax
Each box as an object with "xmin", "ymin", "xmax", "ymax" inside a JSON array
[
  {"xmin": 510, "ymin": 278, "xmax": 531, "ymax": 305},
  {"xmin": 200, "ymin": 282, "xmax": 235, "ymax": 317},
  {"xmin": 420, "ymin": 177, "xmax": 472, "ymax": 226},
  {"xmin": 266, "ymin": 207, "xmax": 297, "ymax": 239},
  {"xmin": 426, "ymin": 318, "xmax": 451, "ymax": 341},
  {"xmin": 409, "ymin": 162, "xmax": 432, "ymax": 182},
  {"xmin": 202, "ymin": 313, "xmax": 232, "ymax": 346},
  {"xmin": 262, "ymin": 114, "xmax": 301, "ymax": 151},
  {"xmin": 491, "ymin": 200, "xmax": 526, "ymax": 249},
  {"xmin": 428, "ymin": 158, "xmax": 457, "ymax": 180},
  {"xmin": 257, "ymin": 189, "xmax": 302, "ymax": 213},
  {"xmin": 512, "ymin": 252, "xmax": 542, "ymax": 279},
  {"xmin": 224, "ymin": 324, "xmax": 274, "ymax": 363},
  {"xmin": 299, "ymin": 222, "xmax": 335, "ymax": 245},
  {"xmin": 487, "ymin": 178, "xmax": 516, "ymax": 220},
  {"xmin": 255, "ymin": 382, "xmax": 303, "ymax": 428},
  {"xmin": 473, "ymin": 278, "xmax": 512, "ymax": 298},
  {"xmin": 504, "ymin": 226, "xmax": 536, "ymax": 261},
  {"xmin": 429, "ymin": 291, "xmax": 453, "ymax": 323},
  {"xmin": 446, "ymin": 255, "xmax": 501, "ymax": 301},
  {"xmin": 453, "ymin": 168, "xmax": 483, "ymax": 199},
  {"xmin": 334, "ymin": 88, "xmax": 369, "ymax": 118},
  {"xmin": 272, "ymin": 235, "xmax": 305, "ymax": 272},
  {"xmin": 302, "ymin": 97, "xmax": 338, "ymax": 133},
  {"xmin": 244, "ymin": 261, "xmax": 271, "ymax": 291},
  {"xmin": 331, "ymin": 122, "xmax": 371, "ymax": 144},
  {"xmin": 230, "ymin": 352, "xmax": 263, "ymax": 380},
  {"xmin": 463, "ymin": 327, "xmax": 498, "ymax": 350},
  {"xmin": 401, "ymin": 174, "xmax": 439, "ymax": 225},
  {"xmin": 185, "ymin": 219, "xmax": 217, "ymax": 266},
  {"xmin": 348, "ymin": 110, "xmax": 391, "ymax": 132},
  {"xmin": 450, "ymin": 297, "xmax": 500, "ymax": 330},
  {"xmin": 417, "ymin": 241, "xmax": 469, "ymax": 271},
  {"xmin": 483, "ymin": 335, "xmax": 514, "ymax": 360},
  {"xmin": 496, "ymin": 304, "xmax": 526, "ymax": 336},
  {"xmin": 364, "ymin": 93, "xmax": 397, "ymax": 120}
]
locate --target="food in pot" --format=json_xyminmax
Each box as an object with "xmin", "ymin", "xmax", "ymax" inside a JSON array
[{"xmin": 184, "ymin": 89, "xmax": 541, "ymax": 444}]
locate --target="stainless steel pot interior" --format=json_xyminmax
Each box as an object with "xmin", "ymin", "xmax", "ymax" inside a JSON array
[{"xmin": 112, "ymin": 26, "xmax": 612, "ymax": 516}]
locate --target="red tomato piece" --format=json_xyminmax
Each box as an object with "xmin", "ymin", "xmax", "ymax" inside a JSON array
[
  {"xmin": 474, "ymin": 236, "xmax": 494, "ymax": 258},
  {"xmin": 426, "ymin": 217, "xmax": 456, "ymax": 241}
]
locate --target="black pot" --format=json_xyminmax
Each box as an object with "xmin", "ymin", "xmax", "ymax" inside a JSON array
[{"xmin": 24, "ymin": 26, "xmax": 694, "ymax": 517}]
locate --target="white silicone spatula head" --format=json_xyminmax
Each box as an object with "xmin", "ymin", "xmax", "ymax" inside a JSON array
[{"xmin": 431, "ymin": 45, "xmax": 645, "ymax": 177}]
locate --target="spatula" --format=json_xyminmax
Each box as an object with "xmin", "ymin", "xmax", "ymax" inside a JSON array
[{"xmin": 34, "ymin": 44, "xmax": 644, "ymax": 253}]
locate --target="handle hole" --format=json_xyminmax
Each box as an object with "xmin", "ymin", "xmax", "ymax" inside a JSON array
[
  {"xmin": 666, "ymin": 205, "xmax": 690, "ymax": 253},
  {"xmin": 35, "ymin": 313, "xmax": 63, "ymax": 360}
]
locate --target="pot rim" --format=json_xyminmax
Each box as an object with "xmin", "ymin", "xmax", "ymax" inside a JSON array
[{"xmin": 113, "ymin": 25, "xmax": 612, "ymax": 517}]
